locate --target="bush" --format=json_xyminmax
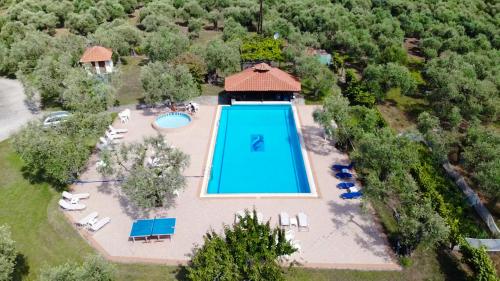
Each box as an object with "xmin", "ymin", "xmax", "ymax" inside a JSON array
[
  {"xmin": 0, "ymin": 225, "xmax": 17, "ymax": 281},
  {"xmin": 460, "ymin": 243, "xmax": 498, "ymax": 281}
]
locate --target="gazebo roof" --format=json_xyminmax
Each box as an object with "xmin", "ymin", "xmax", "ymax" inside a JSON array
[
  {"xmin": 224, "ymin": 63, "xmax": 301, "ymax": 92},
  {"xmin": 79, "ymin": 46, "xmax": 113, "ymax": 63}
]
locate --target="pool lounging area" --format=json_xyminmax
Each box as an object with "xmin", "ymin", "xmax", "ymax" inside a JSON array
[{"xmin": 203, "ymin": 104, "xmax": 316, "ymax": 196}]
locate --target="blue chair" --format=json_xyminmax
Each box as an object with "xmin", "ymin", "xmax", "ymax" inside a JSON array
[
  {"xmin": 335, "ymin": 172, "xmax": 353, "ymax": 179},
  {"xmin": 337, "ymin": 182, "xmax": 355, "ymax": 189},
  {"xmin": 332, "ymin": 162, "xmax": 354, "ymax": 171},
  {"xmin": 341, "ymin": 191, "xmax": 363, "ymax": 199}
]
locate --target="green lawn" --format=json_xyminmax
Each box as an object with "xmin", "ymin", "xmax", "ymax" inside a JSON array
[
  {"xmin": 116, "ymin": 56, "xmax": 147, "ymax": 106},
  {"xmin": 377, "ymin": 88, "xmax": 428, "ymax": 132},
  {"xmin": 0, "ymin": 140, "xmax": 464, "ymax": 281}
]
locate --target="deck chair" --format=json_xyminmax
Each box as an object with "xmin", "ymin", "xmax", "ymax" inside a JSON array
[
  {"xmin": 279, "ymin": 212, "xmax": 290, "ymax": 228},
  {"xmin": 108, "ymin": 125, "xmax": 128, "ymax": 134},
  {"xmin": 297, "ymin": 212, "xmax": 309, "ymax": 232},
  {"xmin": 90, "ymin": 217, "xmax": 110, "ymax": 232},
  {"xmin": 341, "ymin": 191, "xmax": 363, "ymax": 199},
  {"xmin": 62, "ymin": 191, "xmax": 90, "ymax": 200},
  {"xmin": 58, "ymin": 199, "xmax": 86, "ymax": 211},
  {"xmin": 77, "ymin": 212, "xmax": 98, "ymax": 226}
]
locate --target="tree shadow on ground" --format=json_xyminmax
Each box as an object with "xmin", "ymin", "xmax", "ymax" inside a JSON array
[
  {"xmin": 300, "ymin": 125, "xmax": 333, "ymax": 156},
  {"xmin": 12, "ymin": 254, "xmax": 29, "ymax": 281},
  {"xmin": 174, "ymin": 265, "xmax": 189, "ymax": 281},
  {"xmin": 436, "ymin": 249, "xmax": 468, "ymax": 281},
  {"xmin": 327, "ymin": 200, "xmax": 391, "ymax": 260}
]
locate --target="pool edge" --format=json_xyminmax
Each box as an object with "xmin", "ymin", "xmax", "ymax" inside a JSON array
[{"xmin": 199, "ymin": 103, "xmax": 319, "ymax": 198}]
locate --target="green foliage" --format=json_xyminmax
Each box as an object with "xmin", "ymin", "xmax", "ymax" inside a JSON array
[
  {"xmin": 187, "ymin": 210, "xmax": 295, "ymax": 281},
  {"xmin": 12, "ymin": 113, "xmax": 112, "ymax": 186},
  {"xmin": 141, "ymin": 61, "xmax": 201, "ymax": 104},
  {"xmin": 344, "ymin": 69, "xmax": 376, "ymax": 107},
  {"xmin": 98, "ymin": 135, "xmax": 189, "ymax": 209},
  {"xmin": 204, "ymin": 39, "xmax": 240, "ymax": 77},
  {"xmin": 459, "ymin": 243, "xmax": 498, "ymax": 281},
  {"xmin": 172, "ymin": 52, "xmax": 208, "ymax": 85},
  {"xmin": 142, "ymin": 28, "xmax": 189, "ymax": 62},
  {"xmin": 39, "ymin": 255, "xmax": 116, "ymax": 281},
  {"xmin": 222, "ymin": 17, "xmax": 246, "ymax": 42},
  {"xmin": 240, "ymin": 36, "xmax": 284, "ymax": 62},
  {"xmin": 295, "ymin": 55, "xmax": 336, "ymax": 101},
  {"xmin": 463, "ymin": 126, "xmax": 500, "ymax": 203},
  {"xmin": 92, "ymin": 19, "xmax": 142, "ymax": 56},
  {"xmin": 0, "ymin": 225, "xmax": 17, "ymax": 281}
]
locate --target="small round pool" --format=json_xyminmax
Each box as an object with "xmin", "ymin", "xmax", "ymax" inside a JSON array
[{"xmin": 153, "ymin": 112, "xmax": 192, "ymax": 130}]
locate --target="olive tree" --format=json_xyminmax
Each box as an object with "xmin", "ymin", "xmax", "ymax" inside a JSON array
[
  {"xmin": 141, "ymin": 62, "xmax": 201, "ymax": 105},
  {"xmin": 98, "ymin": 135, "xmax": 189, "ymax": 209},
  {"xmin": 204, "ymin": 39, "xmax": 241, "ymax": 79},
  {"xmin": 187, "ymin": 210, "xmax": 295, "ymax": 281},
  {"xmin": 39, "ymin": 255, "xmax": 115, "ymax": 281},
  {"xmin": 142, "ymin": 28, "xmax": 189, "ymax": 62},
  {"xmin": 0, "ymin": 225, "xmax": 17, "ymax": 281}
]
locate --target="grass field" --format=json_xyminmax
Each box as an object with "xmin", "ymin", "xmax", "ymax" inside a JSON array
[
  {"xmin": 116, "ymin": 56, "xmax": 146, "ymax": 105},
  {"xmin": 0, "ymin": 140, "xmax": 464, "ymax": 281},
  {"xmin": 377, "ymin": 88, "xmax": 428, "ymax": 132}
]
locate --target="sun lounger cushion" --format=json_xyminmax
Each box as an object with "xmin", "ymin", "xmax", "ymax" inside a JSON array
[
  {"xmin": 279, "ymin": 212, "xmax": 290, "ymax": 227},
  {"xmin": 337, "ymin": 182, "xmax": 355, "ymax": 189},
  {"xmin": 340, "ymin": 191, "xmax": 363, "ymax": 199}
]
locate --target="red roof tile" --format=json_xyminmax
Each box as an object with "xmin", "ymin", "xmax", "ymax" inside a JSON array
[
  {"xmin": 79, "ymin": 46, "xmax": 113, "ymax": 63},
  {"xmin": 225, "ymin": 63, "xmax": 301, "ymax": 92}
]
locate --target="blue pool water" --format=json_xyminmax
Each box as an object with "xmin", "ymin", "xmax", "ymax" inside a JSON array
[
  {"xmin": 155, "ymin": 113, "xmax": 191, "ymax": 129},
  {"xmin": 207, "ymin": 105, "xmax": 311, "ymax": 194}
]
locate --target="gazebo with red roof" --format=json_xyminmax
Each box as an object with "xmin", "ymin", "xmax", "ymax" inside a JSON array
[
  {"xmin": 80, "ymin": 46, "xmax": 114, "ymax": 75},
  {"xmin": 224, "ymin": 63, "xmax": 301, "ymax": 101}
]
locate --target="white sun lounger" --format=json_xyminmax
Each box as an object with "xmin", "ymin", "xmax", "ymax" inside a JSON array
[
  {"xmin": 108, "ymin": 125, "xmax": 128, "ymax": 134},
  {"xmin": 77, "ymin": 212, "xmax": 98, "ymax": 226},
  {"xmin": 90, "ymin": 217, "xmax": 110, "ymax": 232},
  {"xmin": 100, "ymin": 137, "xmax": 119, "ymax": 146},
  {"xmin": 58, "ymin": 199, "xmax": 86, "ymax": 211},
  {"xmin": 105, "ymin": 131, "xmax": 124, "ymax": 140},
  {"xmin": 297, "ymin": 212, "xmax": 309, "ymax": 232},
  {"xmin": 285, "ymin": 229, "xmax": 294, "ymax": 242},
  {"xmin": 62, "ymin": 191, "xmax": 90, "ymax": 200},
  {"xmin": 279, "ymin": 212, "xmax": 290, "ymax": 228}
]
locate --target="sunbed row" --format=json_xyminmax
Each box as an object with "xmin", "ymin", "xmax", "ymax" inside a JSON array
[
  {"xmin": 58, "ymin": 191, "xmax": 110, "ymax": 232},
  {"xmin": 332, "ymin": 162, "xmax": 363, "ymax": 199}
]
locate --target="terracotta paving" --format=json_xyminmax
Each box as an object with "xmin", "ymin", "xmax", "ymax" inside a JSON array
[{"xmin": 65, "ymin": 105, "xmax": 399, "ymax": 270}]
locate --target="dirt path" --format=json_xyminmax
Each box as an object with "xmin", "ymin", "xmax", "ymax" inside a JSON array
[{"xmin": 0, "ymin": 78, "xmax": 36, "ymax": 141}]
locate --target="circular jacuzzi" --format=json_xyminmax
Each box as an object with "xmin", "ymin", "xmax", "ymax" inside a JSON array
[{"xmin": 153, "ymin": 112, "xmax": 192, "ymax": 131}]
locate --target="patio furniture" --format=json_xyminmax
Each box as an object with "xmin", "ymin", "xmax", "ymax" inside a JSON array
[
  {"xmin": 279, "ymin": 212, "xmax": 290, "ymax": 228},
  {"xmin": 100, "ymin": 137, "xmax": 119, "ymax": 146},
  {"xmin": 337, "ymin": 182, "xmax": 355, "ymax": 189},
  {"xmin": 349, "ymin": 186, "xmax": 359, "ymax": 193},
  {"xmin": 297, "ymin": 212, "xmax": 309, "ymax": 232},
  {"xmin": 77, "ymin": 212, "xmax": 98, "ymax": 227},
  {"xmin": 341, "ymin": 191, "xmax": 363, "ymax": 199},
  {"xmin": 108, "ymin": 125, "xmax": 128, "ymax": 134},
  {"xmin": 332, "ymin": 162, "xmax": 354, "ymax": 171},
  {"xmin": 105, "ymin": 131, "xmax": 124, "ymax": 140},
  {"xmin": 62, "ymin": 191, "xmax": 90, "ymax": 200},
  {"xmin": 129, "ymin": 218, "xmax": 176, "ymax": 241},
  {"xmin": 335, "ymin": 172, "xmax": 353, "ymax": 179},
  {"xmin": 234, "ymin": 210, "xmax": 245, "ymax": 224},
  {"xmin": 90, "ymin": 217, "xmax": 110, "ymax": 232},
  {"xmin": 58, "ymin": 199, "xmax": 86, "ymax": 211},
  {"xmin": 119, "ymin": 109, "xmax": 131, "ymax": 123},
  {"xmin": 290, "ymin": 217, "xmax": 298, "ymax": 228}
]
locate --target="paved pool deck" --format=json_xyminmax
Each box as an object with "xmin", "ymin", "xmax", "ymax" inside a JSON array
[{"xmin": 65, "ymin": 105, "xmax": 399, "ymax": 270}]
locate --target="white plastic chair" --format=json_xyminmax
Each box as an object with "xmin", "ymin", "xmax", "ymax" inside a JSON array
[
  {"xmin": 77, "ymin": 212, "xmax": 98, "ymax": 227},
  {"xmin": 58, "ymin": 199, "xmax": 86, "ymax": 211},
  {"xmin": 90, "ymin": 217, "xmax": 110, "ymax": 232},
  {"xmin": 280, "ymin": 212, "xmax": 290, "ymax": 228}
]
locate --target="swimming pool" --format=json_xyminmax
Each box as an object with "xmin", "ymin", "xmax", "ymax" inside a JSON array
[
  {"xmin": 153, "ymin": 112, "xmax": 191, "ymax": 130},
  {"xmin": 205, "ymin": 104, "xmax": 315, "ymax": 195}
]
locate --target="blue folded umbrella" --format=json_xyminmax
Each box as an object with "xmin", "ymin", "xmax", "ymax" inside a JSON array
[
  {"xmin": 341, "ymin": 191, "xmax": 363, "ymax": 199},
  {"xmin": 337, "ymin": 182, "xmax": 355, "ymax": 189},
  {"xmin": 335, "ymin": 172, "xmax": 353, "ymax": 179},
  {"xmin": 332, "ymin": 162, "xmax": 354, "ymax": 171}
]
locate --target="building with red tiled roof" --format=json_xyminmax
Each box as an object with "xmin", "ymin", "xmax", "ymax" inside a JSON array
[
  {"xmin": 79, "ymin": 46, "xmax": 114, "ymax": 74},
  {"xmin": 225, "ymin": 63, "xmax": 301, "ymax": 101}
]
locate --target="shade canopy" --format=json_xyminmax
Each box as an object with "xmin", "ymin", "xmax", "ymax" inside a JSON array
[{"xmin": 225, "ymin": 63, "xmax": 301, "ymax": 92}]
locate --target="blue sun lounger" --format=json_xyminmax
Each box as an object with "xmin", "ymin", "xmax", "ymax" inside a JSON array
[
  {"xmin": 332, "ymin": 162, "xmax": 354, "ymax": 171},
  {"xmin": 337, "ymin": 182, "xmax": 355, "ymax": 189},
  {"xmin": 335, "ymin": 172, "xmax": 353, "ymax": 179},
  {"xmin": 129, "ymin": 218, "xmax": 176, "ymax": 241},
  {"xmin": 341, "ymin": 191, "xmax": 363, "ymax": 199}
]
